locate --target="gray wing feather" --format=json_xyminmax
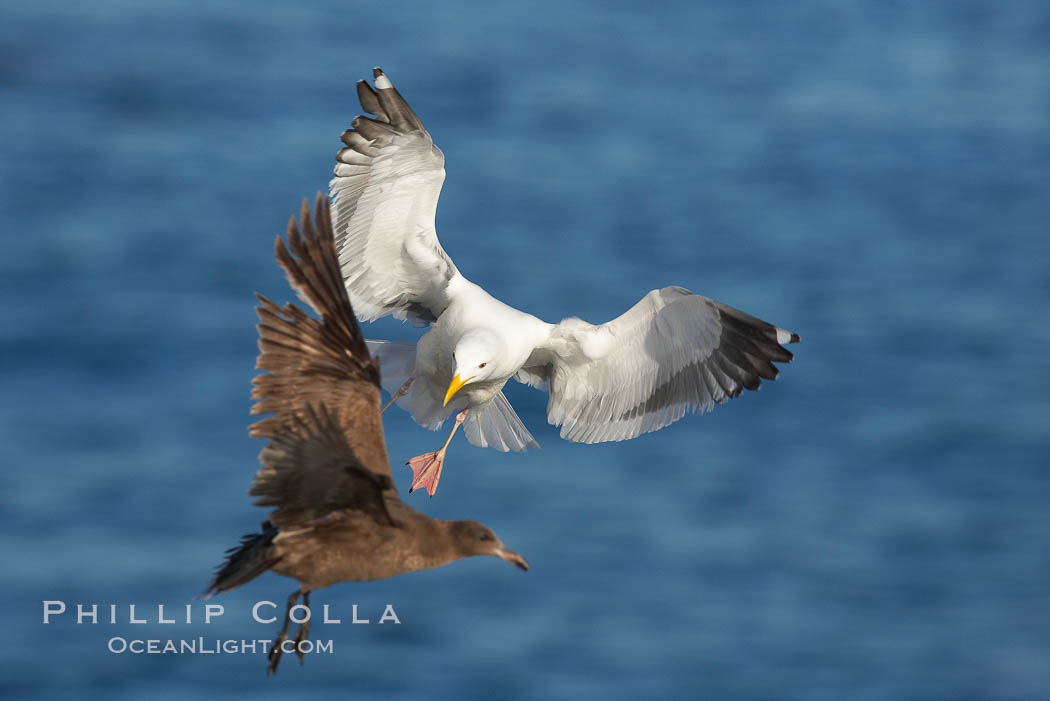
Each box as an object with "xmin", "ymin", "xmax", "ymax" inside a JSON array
[
  {"xmin": 329, "ymin": 68, "xmax": 457, "ymax": 326},
  {"xmin": 533, "ymin": 286, "xmax": 799, "ymax": 443}
]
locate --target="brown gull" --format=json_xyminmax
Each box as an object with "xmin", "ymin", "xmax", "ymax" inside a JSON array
[{"xmin": 204, "ymin": 196, "xmax": 527, "ymax": 674}]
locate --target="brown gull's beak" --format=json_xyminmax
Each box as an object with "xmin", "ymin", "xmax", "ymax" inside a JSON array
[{"xmin": 495, "ymin": 546, "xmax": 529, "ymax": 571}]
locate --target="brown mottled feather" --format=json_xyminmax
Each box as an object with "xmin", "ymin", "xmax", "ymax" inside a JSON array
[
  {"xmin": 250, "ymin": 194, "xmax": 391, "ymax": 481},
  {"xmin": 251, "ymin": 404, "xmax": 396, "ymax": 528}
]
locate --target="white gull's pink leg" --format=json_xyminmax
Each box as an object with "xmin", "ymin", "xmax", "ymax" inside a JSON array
[
  {"xmin": 407, "ymin": 409, "xmax": 469, "ymax": 497},
  {"xmin": 381, "ymin": 377, "xmax": 414, "ymax": 415}
]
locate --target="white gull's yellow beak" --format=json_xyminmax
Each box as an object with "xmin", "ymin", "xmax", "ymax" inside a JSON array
[{"xmin": 443, "ymin": 374, "xmax": 473, "ymax": 406}]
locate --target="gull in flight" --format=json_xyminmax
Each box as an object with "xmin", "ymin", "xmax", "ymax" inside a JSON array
[
  {"xmin": 205, "ymin": 197, "xmax": 527, "ymax": 674},
  {"xmin": 330, "ymin": 68, "xmax": 800, "ymax": 496}
]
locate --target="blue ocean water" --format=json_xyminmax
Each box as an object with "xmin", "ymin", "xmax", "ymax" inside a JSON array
[{"xmin": 2, "ymin": 0, "xmax": 1048, "ymax": 698}]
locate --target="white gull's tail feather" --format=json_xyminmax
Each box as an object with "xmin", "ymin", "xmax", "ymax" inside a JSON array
[
  {"xmin": 400, "ymin": 377, "xmax": 539, "ymax": 453},
  {"xmin": 367, "ymin": 338, "xmax": 539, "ymax": 452},
  {"xmin": 463, "ymin": 391, "xmax": 540, "ymax": 453}
]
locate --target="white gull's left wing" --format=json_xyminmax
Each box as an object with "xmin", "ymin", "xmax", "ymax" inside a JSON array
[{"xmin": 519, "ymin": 286, "xmax": 799, "ymax": 443}]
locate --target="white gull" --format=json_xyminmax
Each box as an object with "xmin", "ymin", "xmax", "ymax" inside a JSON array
[{"xmin": 330, "ymin": 68, "xmax": 800, "ymax": 496}]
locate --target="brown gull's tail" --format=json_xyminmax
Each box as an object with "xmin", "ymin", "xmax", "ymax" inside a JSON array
[{"xmin": 203, "ymin": 520, "xmax": 280, "ymax": 598}]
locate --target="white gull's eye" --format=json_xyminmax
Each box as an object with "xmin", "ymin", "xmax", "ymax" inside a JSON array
[{"xmin": 479, "ymin": 362, "xmax": 487, "ymax": 369}]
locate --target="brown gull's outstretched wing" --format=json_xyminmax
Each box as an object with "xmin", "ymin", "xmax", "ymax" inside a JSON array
[
  {"xmin": 251, "ymin": 195, "xmax": 396, "ymax": 491},
  {"xmin": 251, "ymin": 403, "xmax": 396, "ymax": 527}
]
